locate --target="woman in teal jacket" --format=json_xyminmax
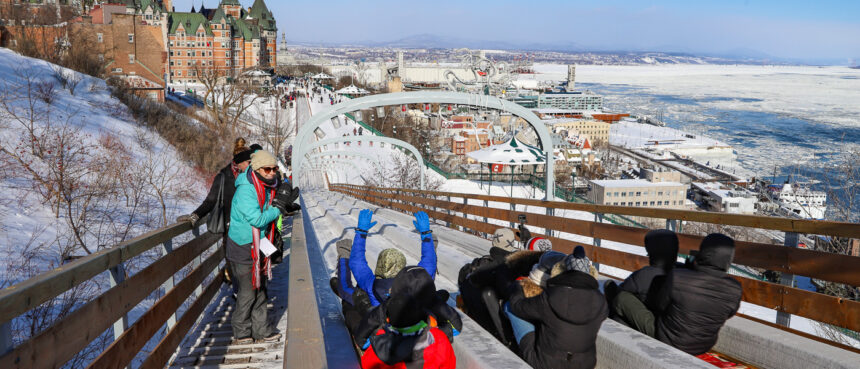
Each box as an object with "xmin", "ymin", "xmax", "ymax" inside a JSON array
[{"xmin": 226, "ymin": 150, "xmax": 298, "ymax": 344}]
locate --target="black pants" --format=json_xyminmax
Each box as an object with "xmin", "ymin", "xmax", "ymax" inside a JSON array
[
  {"xmin": 229, "ymin": 261, "xmax": 271, "ymax": 340},
  {"xmin": 612, "ymin": 291, "xmax": 656, "ymax": 337}
]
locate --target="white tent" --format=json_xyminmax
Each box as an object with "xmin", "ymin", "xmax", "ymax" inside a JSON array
[
  {"xmin": 466, "ymin": 135, "xmax": 546, "ymax": 197},
  {"xmin": 335, "ymin": 84, "xmax": 370, "ymax": 95},
  {"xmin": 311, "ymin": 72, "xmax": 334, "ymax": 79},
  {"xmin": 467, "ymin": 136, "xmax": 545, "ymax": 164}
]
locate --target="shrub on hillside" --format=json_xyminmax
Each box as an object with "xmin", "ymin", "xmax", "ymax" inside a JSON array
[{"xmin": 108, "ymin": 79, "xmax": 230, "ymax": 175}]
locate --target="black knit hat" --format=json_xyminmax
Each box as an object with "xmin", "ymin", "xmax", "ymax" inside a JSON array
[
  {"xmin": 233, "ymin": 149, "xmax": 252, "ymax": 164},
  {"xmin": 385, "ymin": 266, "xmax": 435, "ymax": 328},
  {"xmin": 644, "ymin": 229, "xmax": 679, "ymax": 268},
  {"xmin": 250, "ymin": 143, "xmax": 263, "ymax": 152},
  {"xmin": 696, "ymin": 233, "xmax": 735, "ymax": 271}
]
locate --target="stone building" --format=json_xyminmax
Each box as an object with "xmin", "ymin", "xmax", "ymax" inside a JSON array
[
  {"xmin": 588, "ymin": 179, "xmax": 688, "ymax": 209},
  {"xmin": 166, "ymin": 0, "xmax": 277, "ymax": 83}
]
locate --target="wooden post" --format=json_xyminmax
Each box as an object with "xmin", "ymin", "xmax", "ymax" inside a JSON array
[
  {"xmin": 108, "ymin": 263, "xmax": 129, "ymax": 342},
  {"xmin": 445, "ymin": 195, "xmax": 451, "ymax": 227},
  {"xmin": 0, "ymin": 321, "xmax": 12, "ymax": 355},
  {"xmin": 777, "ymin": 231, "xmax": 799, "ymax": 327},
  {"xmin": 190, "ymin": 227, "xmax": 203, "ymax": 298},
  {"xmin": 666, "ymin": 219, "xmax": 678, "ymax": 232},
  {"xmin": 159, "ymin": 239, "xmax": 178, "ymax": 330},
  {"xmin": 592, "ymin": 213, "xmax": 604, "ymax": 271}
]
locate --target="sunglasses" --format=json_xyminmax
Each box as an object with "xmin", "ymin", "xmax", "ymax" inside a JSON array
[{"xmin": 260, "ymin": 166, "xmax": 279, "ymax": 174}]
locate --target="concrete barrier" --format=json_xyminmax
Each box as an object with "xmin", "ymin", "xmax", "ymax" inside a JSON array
[{"xmin": 714, "ymin": 316, "xmax": 860, "ymax": 369}]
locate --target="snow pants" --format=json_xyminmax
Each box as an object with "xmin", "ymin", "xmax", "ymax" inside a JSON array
[{"xmin": 229, "ymin": 260, "xmax": 272, "ymax": 340}]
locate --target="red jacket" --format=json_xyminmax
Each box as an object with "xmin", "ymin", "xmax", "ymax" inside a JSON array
[{"xmin": 361, "ymin": 327, "xmax": 455, "ymax": 369}]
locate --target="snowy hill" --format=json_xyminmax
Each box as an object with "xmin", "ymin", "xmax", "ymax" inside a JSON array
[{"xmin": 0, "ymin": 47, "xmax": 203, "ymax": 289}]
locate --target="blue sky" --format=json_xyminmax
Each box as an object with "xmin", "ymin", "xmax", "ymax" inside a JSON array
[{"xmin": 173, "ymin": 0, "xmax": 860, "ymax": 63}]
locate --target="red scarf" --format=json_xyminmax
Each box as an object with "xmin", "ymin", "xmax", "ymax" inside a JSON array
[{"xmin": 248, "ymin": 170, "xmax": 277, "ymax": 289}]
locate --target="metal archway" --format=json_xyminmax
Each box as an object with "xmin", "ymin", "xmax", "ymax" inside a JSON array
[
  {"xmin": 298, "ymin": 135, "xmax": 426, "ymax": 189},
  {"xmin": 302, "ymin": 158, "xmax": 365, "ymax": 189},
  {"xmin": 305, "ymin": 150, "xmax": 382, "ymax": 170},
  {"xmin": 304, "ymin": 153, "xmax": 377, "ymax": 187},
  {"xmin": 292, "ymin": 91, "xmax": 554, "ymax": 199}
]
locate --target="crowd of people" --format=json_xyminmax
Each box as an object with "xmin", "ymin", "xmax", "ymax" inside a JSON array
[
  {"xmin": 327, "ymin": 209, "xmax": 743, "ymax": 369},
  {"xmin": 180, "ymin": 138, "xmax": 743, "ymax": 368}
]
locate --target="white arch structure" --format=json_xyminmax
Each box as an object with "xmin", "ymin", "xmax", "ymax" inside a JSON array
[
  {"xmin": 303, "ymin": 157, "xmax": 365, "ymax": 189},
  {"xmin": 298, "ymin": 135, "xmax": 426, "ymax": 189},
  {"xmin": 305, "ymin": 150, "xmax": 382, "ymax": 170},
  {"xmin": 292, "ymin": 91, "xmax": 554, "ymax": 199}
]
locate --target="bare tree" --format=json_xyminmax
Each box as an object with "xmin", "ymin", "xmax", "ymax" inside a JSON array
[
  {"xmin": 194, "ymin": 62, "xmax": 258, "ymax": 136},
  {"xmin": 253, "ymin": 94, "xmax": 295, "ymax": 160}
]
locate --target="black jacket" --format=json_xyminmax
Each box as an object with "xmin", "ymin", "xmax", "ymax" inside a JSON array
[
  {"xmin": 651, "ymin": 265, "xmax": 742, "ymax": 355},
  {"xmin": 509, "ymin": 270, "xmax": 608, "ymax": 369},
  {"xmin": 619, "ymin": 266, "xmax": 665, "ymax": 302},
  {"xmin": 193, "ymin": 163, "xmax": 237, "ymax": 227}
]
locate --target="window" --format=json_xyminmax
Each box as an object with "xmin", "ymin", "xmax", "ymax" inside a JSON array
[
  {"xmin": 621, "ymin": 192, "xmax": 626, "ymax": 197},
  {"xmin": 128, "ymin": 34, "xmax": 134, "ymax": 43},
  {"xmin": 657, "ymin": 191, "xmax": 663, "ymax": 196},
  {"xmin": 129, "ymin": 54, "xmax": 134, "ymax": 63},
  {"xmin": 636, "ymin": 191, "xmax": 641, "ymax": 196},
  {"xmin": 650, "ymin": 201, "xmax": 655, "ymax": 206},
  {"xmin": 657, "ymin": 201, "xmax": 663, "ymax": 206},
  {"xmin": 613, "ymin": 202, "xmax": 618, "ymax": 205},
  {"xmin": 97, "ymin": 33, "xmax": 103, "ymax": 43},
  {"xmin": 635, "ymin": 202, "xmax": 641, "ymax": 206},
  {"xmin": 169, "ymin": 61, "xmax": 173, "ymax": 66},
  {"xmin": 606, "ymin": 193, "xmax": 612, "ymax": 197},
  {"xmin": 176, "ymin": 70, "xmax": 182, "ymax": 76},
  {"xmin": 613, "ymin": 192, "xmax": 619, "ymax": 197}
]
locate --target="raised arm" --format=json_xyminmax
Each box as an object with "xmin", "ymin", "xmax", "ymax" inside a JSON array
[
  {"xmin": 413, "ymin": 211, "xmax": 437, "ymax": 279},
  {"xmin": 349, "ymin": 209, "xmax": 380, "ymax": 306}
]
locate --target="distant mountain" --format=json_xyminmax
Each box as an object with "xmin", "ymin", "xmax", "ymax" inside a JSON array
[{"xmin": 286, "ymin": 34, "xmax": 809, "ymax": 65}]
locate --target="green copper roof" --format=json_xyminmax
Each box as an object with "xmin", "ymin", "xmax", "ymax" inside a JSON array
[
  {"xmin": 210, "ymin": 6, "xmax": 228, "ymax": 23},
  {"xmin": 248, "ymin": 0, "xmax": 276, "ymax": 31},
  {"xmin": 168, "ymin": 13, "xmax": 214, "ymax": 36},
  {"xmin": 219, "ymin": 0, "xmax": 241, "ymax": 5}
]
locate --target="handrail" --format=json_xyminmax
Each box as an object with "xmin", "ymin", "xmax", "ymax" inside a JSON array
[
  {"xmin": 285, "ymin": 212, "xmax": 329, "ymax": 368},
  {"xmin": 0, "ymin": 221, "xmax": 193, "ymax": 325},
  {"xmin": 337, "ymin": 184, "xmax": 860, "ymax": 238},
  {"xmin": 0, "ymin": 218, "xmax": 221, "ymax": 369},
  {"xmin": 330, "ymin": 184, "xmax": 860, "ymax": 335}
]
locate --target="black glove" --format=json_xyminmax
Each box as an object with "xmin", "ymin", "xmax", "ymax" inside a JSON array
[
  {"xmin": 271, "ymin": 183, "xmax": 299, "ymax": 214},
  {"xmin": 176, "ymin": 213, "xmax": 199, "ymax": 226},
  {"xmin": 336, "ymin": 238, "xmax": 352, "ymax": 259}
]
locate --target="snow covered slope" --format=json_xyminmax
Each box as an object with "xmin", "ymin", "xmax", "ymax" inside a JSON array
[{"xmin": 0, "ymin": 47, "xmax": 203, "ymax": 284}]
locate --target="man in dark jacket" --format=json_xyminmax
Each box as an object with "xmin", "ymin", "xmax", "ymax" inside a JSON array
[
  {"xmin": 619, "ymin": 229, "xmax": 679, "ymax": 301},
  {"xmin": 179, "ymin": 145, "xmax": 253, "ymax": 230},
  {"xmin": 505, "ymin": 269, "xmax": 608, "ymax": 369},
  {"xmin": 605, "ymin": 229, "xmax": 679, "ymax": 334},
  {"xmin": 614, "ymin": 233, "xmax": 742, "ymax": 355}
]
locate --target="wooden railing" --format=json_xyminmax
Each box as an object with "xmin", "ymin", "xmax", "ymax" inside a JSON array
[
  {"xmin": 0, "ymin": 219, "xmax": 224, "ymax": 369},
  {"xmin": 330, "ymin": 184, "xmax": 860, "ymax": 336}
]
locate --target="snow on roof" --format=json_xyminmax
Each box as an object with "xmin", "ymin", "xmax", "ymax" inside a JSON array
[
  {"xmin": 590, "ymin": 179, "xmax": 685, "ymax": 188},
  {"xmin": 466, "ymin": 136, "xmax": 545, "ymax": 165},
  {"xmin": 335, "ymin": 84, "xmax": 369, "ymax": 95},
  {"xmin": 311, "ymin": 72, "xmax": 333, "ymax": 79}
]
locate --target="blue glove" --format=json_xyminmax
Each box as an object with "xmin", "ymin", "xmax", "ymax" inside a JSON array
[
  {"xmin": 356, "ymin": 209, "xmax": 377, "ymax": 235},
  {"xmin": 413, "ymin": 211, "xmax": 431, "ymax": 234}
]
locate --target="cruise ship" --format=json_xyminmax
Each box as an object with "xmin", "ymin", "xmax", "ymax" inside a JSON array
[{"xmin": 771, "ymin": 183, "xmax": 827, "ymax": 220}]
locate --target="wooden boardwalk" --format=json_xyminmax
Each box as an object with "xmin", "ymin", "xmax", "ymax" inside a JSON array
[{"xmin": 167, "ymin": 254, "xmax": 290, "ymax": 369}]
